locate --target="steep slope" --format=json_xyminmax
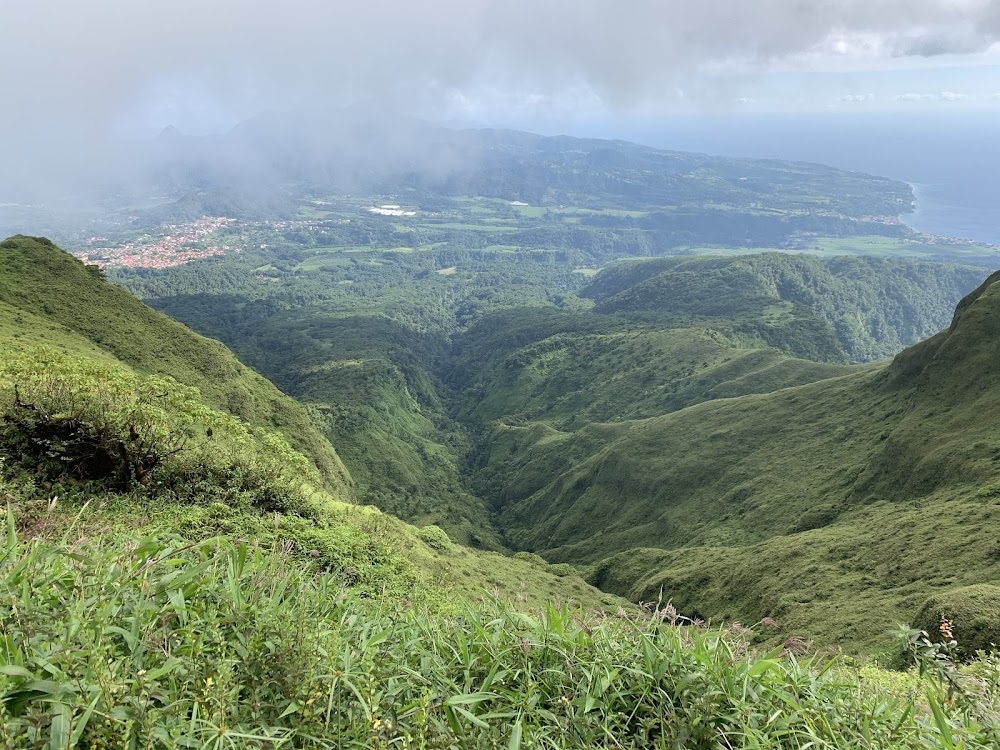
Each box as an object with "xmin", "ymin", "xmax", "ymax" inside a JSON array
[
  {"xmin": 489, "ymin": 272, "xmax": 1000, "ymax": 651},
  {"xmin": 450, "ymin": 308, "xmax": 858, "ymax": 431},
  {"xmin": 0, "ymin": 236, "xmax": 616, "ymax": 614},
  {"xmin": 856, "ymin": 271, "xmax": 1000, "ymax": 501},
  {"xmin": 203, "ymin": 310, "xmax": 506, "ymax": 549},
  {"xmin": 585, "ymin": 253, "xmax": 989, "ymax": 362},
  {"xmin": 0, "ymin": 235, "xmax": 352, "ymax": 496}
]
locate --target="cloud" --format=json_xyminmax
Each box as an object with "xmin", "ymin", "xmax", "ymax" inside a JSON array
[
  {"xmin": 840, "ymin": 93, "xmax": 876, "ymax": 103},
  {"xmin": 2, "ymin": 0, "xmax": 1000, "ymax": 201},
  {"xmin": 894, "ymin": 91, "xmax": 974, "ymax": 102},
  {"xmin": 893, "ymin": 28, "xmax": 997, "ymax": 57},
  {"xmin": 2, "ymin": 1, "xmax": 999, "ymax": 126}
]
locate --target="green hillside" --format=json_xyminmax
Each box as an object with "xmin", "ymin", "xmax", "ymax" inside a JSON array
[
  {"xmin": 118, "ymin": 242, "xmax": 992, "ymax": 650},
  {"xmin": 487, "ymin": 272, "xmax": 1000, "ymax": 653},
  {"xmin": 0, "ymin": 236, "xmax": 619, "ymax": 610},
  {"xmin": 585, "ymin": 253, "xmax": 989, "ymax": 362},
  {"xmin": 0, "ymin": 235, "xmax": 353, "ymax": 496},
  {"xmin": 4, "ymin": 235, "xmax": 1000, "ymax": 745},
  {"xmin": 33, "ymin": 224, "xmax": 996, "ymax": 653},
  {"xmin": 449, "ymin": 307, "xmax": 858, "ymax": 431}
]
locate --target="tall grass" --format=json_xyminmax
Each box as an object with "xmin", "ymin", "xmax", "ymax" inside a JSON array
[{"xmin": 2, "ymin": 514, "xmax": 998, "ymax": 748}]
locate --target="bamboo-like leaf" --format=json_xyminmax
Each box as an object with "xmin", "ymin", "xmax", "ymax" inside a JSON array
[
  {"xmin": 444, "ymin": 691, "xmax": 498, "ymax": 706},
  {"xmin": 508, "ymin": 719, "xmax": 523, "ymax": 750}
]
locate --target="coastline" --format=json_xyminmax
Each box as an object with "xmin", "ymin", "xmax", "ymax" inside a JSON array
[
  {"xmin": 899, "ymin": 180, "xmax": 926, "ymax": 235},
  {"xmin": 896, "ymin": 177, "xmax": 1000, "ymax": 247}
]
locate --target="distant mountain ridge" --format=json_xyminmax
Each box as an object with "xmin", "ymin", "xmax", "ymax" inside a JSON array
[{"xmin": 139, "ymin": 109, "xmax": 913, "ymax": 226}]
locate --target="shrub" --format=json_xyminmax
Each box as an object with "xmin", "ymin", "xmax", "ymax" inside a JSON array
[
  {"xmin": 548, "ymin": 562, "xmax": 578, "ymax": 577},
  {"xmin": 0, "ymin": 347, "xmax": 317, "ymax": 514},
  {"xmin": 512, "ymin": 550, "xmax": 547, "ymax": 566},
  {"xmin": 416, "ymin": 524, "xmax": 451, "ymax": 550}
]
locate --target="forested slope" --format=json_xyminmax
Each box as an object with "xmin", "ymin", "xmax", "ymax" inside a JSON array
[
  {"xmin": 488, "ymin": 273, "xmax": 1000, "ymax": 652},
  {"xmin": 585, "ymin": 253, "xmax": 989, "ymax": 361},
  {"xmin": 0, "ymin": 235, "xmax": 616, "ymax": 611}
]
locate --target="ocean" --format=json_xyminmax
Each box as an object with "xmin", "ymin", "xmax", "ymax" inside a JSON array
[{"xmin": 568, "ymin": 112, "xmax": 1000, "ymax": 246}]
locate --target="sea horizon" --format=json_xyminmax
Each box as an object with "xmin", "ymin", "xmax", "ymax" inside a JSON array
[{"xmin": 542, "ymin": 111, "xmax": 1000, "ymax": 247}]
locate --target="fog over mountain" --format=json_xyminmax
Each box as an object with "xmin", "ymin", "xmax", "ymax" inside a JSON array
[{"xmin": 2, "ymin": 0, "xmax": 999, "ymax": 203}]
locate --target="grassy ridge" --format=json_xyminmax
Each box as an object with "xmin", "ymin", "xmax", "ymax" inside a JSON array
[
  {"xmin": 454, "ymin": 320, "xmax": 858, "ymax": 430},
  {"xmin": 0, "ymin": 236, "xmax": 352, "ymax": 496}
]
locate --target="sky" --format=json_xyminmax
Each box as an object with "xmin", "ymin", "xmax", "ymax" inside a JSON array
[
  {"xmin": 2, "ymin": 0, "xmax": 1000, "ymax": 210},
  {"xmin": 2, "ymin": 0, "xmax": 1000, "ymax": 140}
]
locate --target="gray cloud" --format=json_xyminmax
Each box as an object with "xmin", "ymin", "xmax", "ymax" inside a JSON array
[
  {"xmin": 892, "ymin": 27, "xmax": 997, "ymax": 57},
  {"xmin": 3, "ymin": 1, "xmax": 1000, "ymax": 122},
  {"xmin": 1, "ymin": 0, "xmax": 999, "ymax": 205}
]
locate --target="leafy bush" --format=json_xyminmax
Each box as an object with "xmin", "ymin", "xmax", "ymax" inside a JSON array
[
  {"xmin": 416, "ymin": 524, "xmax": 451, "ymax": 550},
  {"xmin": 512, "ymin": 550, "xmax": 547, "ymax": 566},
  {"xmin": 0, "ymin": 347, "xmax": 317, "ymax": 514},
  {"xmin": 547, "ymin": 562, "xmax": 578, "ymax": 577}
]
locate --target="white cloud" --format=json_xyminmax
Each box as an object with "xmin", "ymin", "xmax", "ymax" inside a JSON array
[
  {"xmin": 895, "ymin": 91, "xmax": 975, "ymax": 102},
  {"xmin": 840, "ymin": 93, "xmax": 876, "ymax": 103}
]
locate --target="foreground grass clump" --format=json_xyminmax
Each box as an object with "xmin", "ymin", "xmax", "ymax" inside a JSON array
[
  {"xmin": 0, "ymin": 347, "xmax": 318, "ymax": 516},
  {"xmin": 2, "ymin": 524, "xmax": 1000, "ymax": 748}
]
